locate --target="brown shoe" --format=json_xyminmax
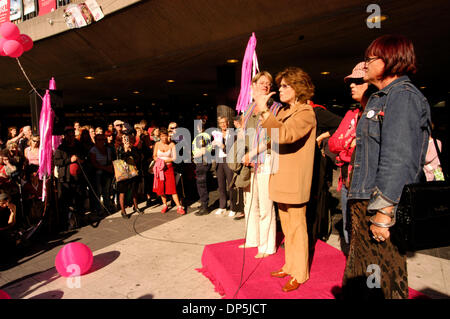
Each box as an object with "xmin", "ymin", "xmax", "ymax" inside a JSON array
[
  {"xmin": 282, "ymin": 278, "xmax": 300, "ymax": 292},
  {"xmin": 271, "ymin": 269, "xmax": 289, "ymax": 278}
]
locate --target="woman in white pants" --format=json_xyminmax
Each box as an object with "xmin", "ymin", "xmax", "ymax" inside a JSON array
[{"xmin": 239, "ymin": 71, "xmax": 281, "ymax": 258}]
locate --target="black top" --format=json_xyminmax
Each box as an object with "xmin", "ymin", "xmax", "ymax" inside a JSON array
[
  {"xmin": 0, "ymin": 206, "xmax": 11, "ymax": 228},
  {"xmin": 313, "ymin": 107, "xmax": 342, "ymax": 137}
]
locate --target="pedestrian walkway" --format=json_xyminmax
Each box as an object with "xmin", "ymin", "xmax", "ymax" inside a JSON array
[{"xmin": 1, "ymin": 195, "xmax": 449, "ymax": 299}]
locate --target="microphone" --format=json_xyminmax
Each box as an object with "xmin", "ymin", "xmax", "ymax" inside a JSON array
[{"xmin": 267, "ymin": 98, "xmax": 274, "ymax": 107}]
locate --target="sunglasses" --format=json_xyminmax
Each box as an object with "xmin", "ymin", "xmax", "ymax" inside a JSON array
[{"xmin": 348, "ymin": 78, "xmax": 366, "ymax": 85}]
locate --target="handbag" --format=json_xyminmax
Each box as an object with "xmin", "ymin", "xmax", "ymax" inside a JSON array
[
  {"xmin": 148, "ymin": 160, "xmax": 155, "ymax": 174},
  {"xmin": 113, "ymin": 159, "xmax": 139, "ymax": 182},
  {"xmin": 391, "ymin": 134, "xmax": 449, "ymax": 252}
]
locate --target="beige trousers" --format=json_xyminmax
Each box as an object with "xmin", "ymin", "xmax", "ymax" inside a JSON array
[
  {"xmin": 243, "ymin": 160, "xmax": 276, "ymax": 255},
  {"xmin": 278, "ymin": 203, "xmax": 310, "ymax": 283}
]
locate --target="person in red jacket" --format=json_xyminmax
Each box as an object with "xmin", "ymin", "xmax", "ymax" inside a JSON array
[{"xmin": 329, "ymin": 62, "xmax": 375, "ymax": 245}]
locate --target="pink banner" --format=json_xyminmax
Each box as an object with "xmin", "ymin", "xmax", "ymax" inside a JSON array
[
  {"xmin": 38, "ymin": 0, "xmax": 56, "ymax": 17},
  {"xmin": 0, "ymin": 0, "xmax": 10, "ymax": 24}
]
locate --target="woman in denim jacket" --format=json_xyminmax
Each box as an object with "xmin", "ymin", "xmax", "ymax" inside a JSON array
[{"xmin": 342, "ymin": 35, "xmax": 432, "ymax": 299}]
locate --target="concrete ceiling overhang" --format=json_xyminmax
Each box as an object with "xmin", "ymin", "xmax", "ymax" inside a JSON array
[{"xmin": 0, "ymin": 0, "xmax": 449, "ymax": 113}]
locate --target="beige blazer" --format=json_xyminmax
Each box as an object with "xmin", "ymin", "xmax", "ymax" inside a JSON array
[{"xmin": 261, "ymin": 102, "xmax": 316, "ymax": 205}]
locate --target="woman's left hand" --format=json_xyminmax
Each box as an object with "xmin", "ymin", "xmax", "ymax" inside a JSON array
[
  {"xmin": 370, "ymin": 212, "xmax": 391, "ymax": 242},
  {"xmin": 254, "ymin": 92, "xmax": 276, "ymax": 114}
]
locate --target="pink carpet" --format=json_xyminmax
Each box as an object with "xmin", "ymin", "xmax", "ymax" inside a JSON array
[{"xmin": 196, "ymin": 238, "xmax": 427, "ymax": 299}]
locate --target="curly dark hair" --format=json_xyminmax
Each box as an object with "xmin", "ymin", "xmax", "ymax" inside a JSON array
[{"xmin": 275, "ymin": 67, "xmax": 315, "ymax": 103}]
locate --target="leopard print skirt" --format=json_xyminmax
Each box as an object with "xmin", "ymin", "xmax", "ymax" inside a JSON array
[{"xmin": 341, "ymin": 200, "xmax": 408, "ymax": 299}]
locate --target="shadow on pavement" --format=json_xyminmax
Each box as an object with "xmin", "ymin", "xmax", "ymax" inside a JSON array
[
  {"xmin": 87, "ymin": 250, "xmax": 121, "ymax": 275},
  {"xmin": 29, "ymin": 290, "xmax": 64, "ymax": 299}
]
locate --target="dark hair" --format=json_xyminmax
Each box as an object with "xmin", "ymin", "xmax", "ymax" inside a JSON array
[
  {"xmin": 94, "ymin": 133, "xmax": 106, "ymax": 142},
  {"xmin": 361, "ymin": 84, "xmax": 379, "ymax": 107},
  {"xmin": 159, "ymin": 127, "xmax": 169, "ymax": 136},
  {"xmin": 1, "ymin": 149, "xmax": 9, "ymax": 157},
  {"xmin": 365, "ymin": 34, "xmax": 417, "ymax": 79}
]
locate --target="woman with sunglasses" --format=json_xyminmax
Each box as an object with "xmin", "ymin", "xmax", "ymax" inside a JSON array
[
  {"xmin": 253, "ymin": 67, "xmax": 317, "ymax": 292},
  {"xmin": 24, "ymin": 135, "xmax": 40, "ymax": 168},
  {"xmin": 342, "ymin": 35, "xmax": 432, "ymax": 299},
  {"xmin": 328, "ymin": 62, "xmax": 377, "ymax": 246}
]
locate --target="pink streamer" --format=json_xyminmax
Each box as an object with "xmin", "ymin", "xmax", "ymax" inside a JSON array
[
  {"xmin": 38, "ymin": 89, "xmax": 55, "ymax": 201},
  {"xmin": 52, "ymin": 135, "xmax": 62, "ymax": 152},
  {"xmin": 49, "ymin": 77, "xmax": 56, "ymax": 90},
  {"xmin": 235, "ymin": 33, "xmax": 259, "ymax": 113}
]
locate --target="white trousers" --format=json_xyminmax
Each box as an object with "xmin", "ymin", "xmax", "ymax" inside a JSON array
[{"xmin": 243, "ymin": 158, "xmax": 276, "ymax": 255}]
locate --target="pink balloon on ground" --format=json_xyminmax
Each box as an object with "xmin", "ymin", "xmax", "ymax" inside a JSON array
[
  {"xmin": 0, "ymin": 290, "xmax": 11, "ymax": 299},
  {"xmin": 55, "ymin": 242, "xmax": 93, "ymax": 277},
  {"xmin": 18, "ymin": 34, "xmax": 33, "ymax": 52},
  {"xmin": 0, "ymin": 22, "xmax": 20, "ymax": 40},
  {"xmin": 3, "ymin": 40, "xmax": 23, "ymax": 58}
]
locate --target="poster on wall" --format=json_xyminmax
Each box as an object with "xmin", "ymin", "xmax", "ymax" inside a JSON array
[
  {"xmin": 10, "ymin": 0, "xmax": 23, "ymax": 21},
  {"xmin": 64, "ymin": 2, "xmax": 103, "ymax": 29},
  {"xmin": 64, "ymin": 3, "xmax": 89, "ymax": 28},
  {"xmin": 84, "ymin": 0, "xmax": 103, "ymax": 22},
  {"xmin": 0, "ymin": 0, "xmax": 11, "ymax": 24},
  {"xmin": 38, "ymin": 0, "xmax": 56, "ymax": 16},
  {"xmin": 23, "ymin": 0, "xmax": 37, "ymax": 16}
]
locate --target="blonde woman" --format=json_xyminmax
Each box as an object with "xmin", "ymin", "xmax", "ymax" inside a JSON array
[{"xmin": 24, "ymin": 135, "xmax": 40, "ymax": 167}]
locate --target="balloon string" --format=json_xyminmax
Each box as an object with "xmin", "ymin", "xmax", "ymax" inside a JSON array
[{"xmin": 16, "ymin": 57, "xmax": 43, "ymax": 100}]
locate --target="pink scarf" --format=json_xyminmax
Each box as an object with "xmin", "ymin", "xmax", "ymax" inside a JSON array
[{"xmin": 153, "ymin": 158, "xmax": 166, "ymax": 189}]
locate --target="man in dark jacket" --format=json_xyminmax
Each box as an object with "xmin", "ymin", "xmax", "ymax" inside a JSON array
[{"xmin": 54, "ymin": 127, "xmax": 85, "ymax": 230}]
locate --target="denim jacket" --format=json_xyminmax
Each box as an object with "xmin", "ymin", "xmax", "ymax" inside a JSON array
[{"xmin": 348, "ymin": 76, "xmax": 431, "ymax": 217}]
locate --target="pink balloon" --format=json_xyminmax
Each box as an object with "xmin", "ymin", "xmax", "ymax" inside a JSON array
[
  {"xmin": 3, "ymin": 40, "xmax": 23, "ymax": 58},
  {"xmin": 55, "ymin": 242, "xmax": 93, "ymax": 277},
  {"xmin": 0, "ymin": 37, "xmax": 7, "ymax": 56},
  {"xmin": 0, "ymin": 22, "xmax": 20, "ymax": 40},
  {"xmin": 18, "ymin": 34, "xmax": 33, "ymax": 52},
  {"xmin": 0, "ymin": 290, "xmax": 11, "ymax": 299}
]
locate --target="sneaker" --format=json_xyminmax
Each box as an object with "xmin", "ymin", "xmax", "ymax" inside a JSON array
[
  {"xmin": 215, "ymin": 208, "xmax": 226, "ymax": 215},
  {"xmin": 161, "ymin": 205, "xmax": 168, "ymax": 214},
  {"xmin": 177, "ymin": 206, "xmax": 186, "ymax": 215},
  {"xmin": 233, "ymin": 212, "xmax": 245, "ymax": 220},
  {"xmin": 228, "ymin": 211, "xmax": 236, "ymax": 217}
]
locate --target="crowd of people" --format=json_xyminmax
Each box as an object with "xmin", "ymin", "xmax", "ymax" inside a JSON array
[{"xmin": 0, "ymin": 34, "xmax": 445, "ymax": 299}]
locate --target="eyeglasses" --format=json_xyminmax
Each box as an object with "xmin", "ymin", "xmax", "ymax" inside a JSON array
[
  {"xmin": 169, "ymin": 126, "xmax": 177, "ymax": 130},
  {"xmin": 32, "ymin": 140, "xmax": 39, "ymax": 142},
  {"xmin": 365, "ymin": 56, "xmax": 379, "ymax": 64}
]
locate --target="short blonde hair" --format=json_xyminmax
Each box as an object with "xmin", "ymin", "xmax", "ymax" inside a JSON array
[{"xmin": 252, "ymin": 71, "xmax": 273, "ymax": 84}]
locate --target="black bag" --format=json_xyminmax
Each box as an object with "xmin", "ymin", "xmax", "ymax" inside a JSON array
[{"xmin": 392, "ymin": 136, "xmax": 449, "ymax": 252}]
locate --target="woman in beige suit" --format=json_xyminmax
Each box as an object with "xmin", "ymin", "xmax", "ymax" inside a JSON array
[{"xmin": 254, "ymin": 67, "xmax": 317, "ymax": 292}]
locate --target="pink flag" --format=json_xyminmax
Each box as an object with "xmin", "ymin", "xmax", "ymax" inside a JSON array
[{"xmin": 235, "ymin": 33, "xmax": 259, "ymax": 113}]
